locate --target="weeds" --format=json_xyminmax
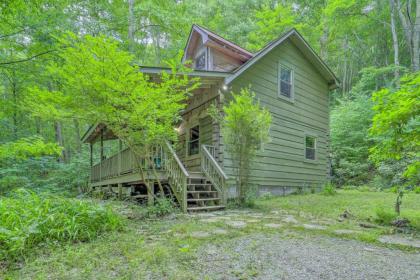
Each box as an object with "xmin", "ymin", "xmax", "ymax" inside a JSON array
[
  {"xmin": 374, "ymin": 208, "xmax": 398, "ymax": 226},
  {"xmin": 322, "ymin": 183, "xmax": 337, "ymax": 196},
  {"xmin": 0, "ymin": 189, "xmax": 123, "ymax": 263},
  {"xmin": 145, "ymin": 197, "xmax": 177, "ymax": 217}
]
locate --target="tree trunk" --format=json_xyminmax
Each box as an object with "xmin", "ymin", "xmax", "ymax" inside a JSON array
[
  {"xmin": 395, "ymin": 0, "xmax": 415, "ymax": 69},
  {"xmin": 413, "ymin": 0, "xmax": 420, "ymax": 71},
  {"xmin": 390, "ymin": 0, "xmax": 401, "ymax": 81},
  {"xmin": 73, "ymin": 119, "xmax": 82, "ymax": 153},
  {"xmin": 319, "ymin": 26, "xmax": 329, "ymax": 60},
  {"xmin": 54, "ymin": 121, "xmax": 66, "ymax": 163},
  {"xmin": 128, "ymin": 0, "xmax": 135, "ymax": 52}
]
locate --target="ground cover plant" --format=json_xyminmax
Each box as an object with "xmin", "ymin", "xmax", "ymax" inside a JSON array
[
  {"xmin": 1, "ymin": 189, "xmax": 419, "ymax": 279},
  {"xmin": 0, "ymin": 190, "xmax": 123, "ymax": 264},
  {"xmin": 256, "ymin": 189, "xmax": 420, "ymax": 231}
]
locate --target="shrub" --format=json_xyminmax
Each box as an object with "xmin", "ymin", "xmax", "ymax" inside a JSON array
[
  {"xmin": 259, "ymin": 192, "xmax": 273, "ymax": 200},
  {"xmin": 374, "ymin": 208, "xmax": 398, "ymax": 225},
  {"xmin": 0, "ymin": 175, "xmax": 30, "ymax": 195},
  {"xmin": 322, "ymin": 183, "xmax": 337, "ymax": 196},
  {"xmin": 145, "ymin": 197, "xmax": 177, "ymax": 217},
  {"xmin": 414, "ymin": 186, "xmax": 420, "ymax": 194},
  {"xmin": 0, "ymin": 189, "xmax": 123, "ymax": 262}
]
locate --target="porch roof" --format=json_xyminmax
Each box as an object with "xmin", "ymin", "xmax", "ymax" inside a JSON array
[{"xmin": 81, "ymin": 123, "xmax": 118, "ymax": 144}]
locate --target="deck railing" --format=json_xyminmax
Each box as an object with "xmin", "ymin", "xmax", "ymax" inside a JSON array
[
  {"xmin": 90, "ymin": 146, "xmax": 164, "ymax": 182},
  {"xmin": 201, "ymin": 145, "xmax": 228, "ymax": 204},
  {"xmin": 90, "ymin": 142, "xmax": 189, "ymax": 212}
]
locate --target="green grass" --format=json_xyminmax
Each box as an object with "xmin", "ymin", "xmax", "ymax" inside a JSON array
[
  {"xmin": 0, "ymin": 189, "xmax": 123, "ymax": 264},
  {"xmin": 255, "ymin": 189, "xmax": 420, "ymax": 231},
  {"xmin": 2, "ymin": 189, "xmax": 419, "ymax": 279}
]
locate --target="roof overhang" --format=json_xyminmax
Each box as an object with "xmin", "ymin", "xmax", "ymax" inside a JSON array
[
  {"xmin": 224, "ymin": 29, "xmax": 340, "ymax": 90},
  {"xmin": 182, "ymin": 24, "xmax": 253, "ymax": 63},
  {"xmin": 139, "ymin": 66, "xmax": 230, "ymax": 89},
  {"xmin": 81, "ymin": 123, "xmax": 117, "ymax": 144}
]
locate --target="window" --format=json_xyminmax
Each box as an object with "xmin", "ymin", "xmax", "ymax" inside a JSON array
[
  {"xmin": 278, "ymin": 64, "xmax": 293, "ymax": 99},
  {"xmin": 305, "ymin": 136, "xmax": 316, "ymax": 160},
  {"xmin": 195, "ymin": 53, "xmax": 206, "ymax": 70},
  {"xmin": 188, "ymin": 125, "xmax": 200, "ymax": 155}
]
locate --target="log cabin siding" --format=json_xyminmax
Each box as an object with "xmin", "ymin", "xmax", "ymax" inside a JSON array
[
  {"xmin": 176, "ymin": 85, "xmax": 222, "ymax": 171},
  {"xmin": 224, "ymin": 39, "xmax": 330, "ymax": 189}
]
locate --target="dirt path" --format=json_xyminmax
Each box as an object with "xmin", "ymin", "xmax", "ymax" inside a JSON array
[{"xmin": 196, "ymin": 233, "xmax": 420, "ymax": 280}]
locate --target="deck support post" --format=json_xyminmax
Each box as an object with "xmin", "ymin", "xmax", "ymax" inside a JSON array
[
  {"xmin": 147, "ymin": 182, "xmax": 154, "ymax": 206},
  {"xmin": 118, "ymin": 183, "xmax": 123, "ymax": 200}
]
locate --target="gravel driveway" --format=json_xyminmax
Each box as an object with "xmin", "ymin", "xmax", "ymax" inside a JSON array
[{"xmin": 196, "ymin": 234, "xmax": 420, "ymax": 280}]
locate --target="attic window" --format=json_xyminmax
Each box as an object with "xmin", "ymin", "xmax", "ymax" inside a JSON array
[
  {"xmin": 278, "ymin": 64, "xmax": 293, "ymax": 99},
  {"xmin": 195, "ymin": 53, "xmax": 206, "ymax": 70}
]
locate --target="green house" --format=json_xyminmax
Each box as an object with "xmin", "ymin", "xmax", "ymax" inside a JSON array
[{"xmin": 82, "ymin": 25, "xmax": 339, "ymax": 212}]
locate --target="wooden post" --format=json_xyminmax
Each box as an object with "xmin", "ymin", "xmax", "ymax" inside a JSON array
[
  {"xmin": 100, "ymin": 129, "xmax": 103, "ymax": 180},
  {"xmin": 147, "ymin": 182, "xmax": 154, "ymax": 206},
  {"xmin": 118, "ymin": 183, "xmax": 123, "ymax": 200},
  {"xmin": 100, "ymin": 129, "xmax": 104, "ymax": 161},
  {"xmin": 89, "ymin": 143, "xmax": 93, "ymax": 167},
  {"xmin": 118, "ymin": 139, "xmax": 122, "ymax": 175}
]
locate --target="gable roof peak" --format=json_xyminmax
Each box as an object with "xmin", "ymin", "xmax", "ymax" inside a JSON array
[
  {"xmin": 225, "ymin": 28, "xmax": 339, "ymax": 89},
  {"xmin": 182, "ymin": 24, "xmax": 253, "ymax": 63}
]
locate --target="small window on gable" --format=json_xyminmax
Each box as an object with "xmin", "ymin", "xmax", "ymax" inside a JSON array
[
  {"xmin": 188, "ymin": 125, "xmax": 200, "ymax": 155},
  {"xmin": 195, "ymin": 53, "xmax": 206, "ymax": 70},
  {"xmin": 305, "ymin": 135, "xmax": 316, "ymax": 160},
  {"xmin": 278, "ymin": 64, "xmax": 293, "ymax": 99}
]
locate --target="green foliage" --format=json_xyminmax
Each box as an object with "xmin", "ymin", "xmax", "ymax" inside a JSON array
[
  {"xmin": 248, "ymin": 4, "xmax": 303, "ymax": 50},
  {"xmin": 145, "ymin": 197, "xmax": 177, "ymax": 218},
  {"xmin": 374, "ymin": 207, "xmax": 398, "ymax": 226},
  {"xmin": 322, "ymin": 183, "xmax": 337, "ymax": 196},
  {"xmin": 0, "ymin": 137, "xmax": 62, "ymax": 163},
  {"xmin": 0, "ymin": 189, "xmax": 123, "ymax": 263},
  {"xmin": 0, "ymin": 153, "xmax": 90, "ymax": 196},
  {"xmin": 210, "ymin": 88, "xmax": 271, "ymax": 205},
  {"xmin": 370, "ymin": 72, "xmax": 420, "ymax": 185},
  {"xmin": 0, "ymin": 175, "xmax": 30, "ymax": 195},
  {"xmin": 414, "ymin": 186, "xmax": 420, "ymax": 194},
  {"xmin": 331, "ymin": 95, "xmax": 374, "ymax": 185}
]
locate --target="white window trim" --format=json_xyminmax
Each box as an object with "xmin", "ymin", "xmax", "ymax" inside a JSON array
[
  {"xmin": 278, "ymin": 63, "xmax": 294, "ymax": 103},
  {"xmin": 304, "ymin": 133, "xmax": 317, "ymax": 163}
]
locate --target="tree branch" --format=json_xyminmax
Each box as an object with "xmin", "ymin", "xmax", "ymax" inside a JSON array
[{"xmin": 0, "ymin": 50, "xmax": 56, "ymax": 66}]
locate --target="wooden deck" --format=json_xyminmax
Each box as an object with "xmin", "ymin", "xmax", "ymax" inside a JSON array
[{"xmin": 89, "ymin": 142, "xmax": 228, "ymax": 212}]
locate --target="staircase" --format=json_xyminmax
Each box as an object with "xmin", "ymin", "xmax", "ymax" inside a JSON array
[
  {"xmin": 186, "ymin": 172, "xmax": 225, "ymax": 211},
  {"xmin": 163, "ymin": 142, "xmax": 227, "ymax": 213}
]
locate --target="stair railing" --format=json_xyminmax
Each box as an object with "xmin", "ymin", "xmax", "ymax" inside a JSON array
[
  {"xmin": 163, "ymin": 141, "xmax": 189, "ymax": 212},
  {"xmin": 201, "ymin": 145, "xmax": 228, "ymax": 204}
]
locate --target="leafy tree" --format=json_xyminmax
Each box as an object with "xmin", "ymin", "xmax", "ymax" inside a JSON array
[
  {"xmin": 370, "ymin": 72, "xmax": 420, "ymax": 214},
  {"xmin": 25, "ymin": 33, "xmax": 197, "ymax": 199},
  {"xmin": 0, "ymin": 137, "xmax": 61, "ymax": 162},
  {"xmin": 331, "ymin": 95, "xmax": 374, "ymax": 186},
  {"xmin": 370, "ymin": 72, "xmax": 420, "ymax": 183},
  {"xmin": 211, "ymin": 89, "xmax": 271, "ymax": 205}
]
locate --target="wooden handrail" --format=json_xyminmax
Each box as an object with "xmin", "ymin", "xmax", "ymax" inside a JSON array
[
  {"xmin": 164, "ymin": 141, "xmax": 189, "ymax": 177},
  {"xmin": 163, "ymin": 141, "xmax": 189, "ymax": 212},
  {"xmin": 201, "ymin": 145, "xmax": 227, "ymax": 204},
  {"xmin": 202, "ymin": 145, "xmax": 228, "ymax": 180}
]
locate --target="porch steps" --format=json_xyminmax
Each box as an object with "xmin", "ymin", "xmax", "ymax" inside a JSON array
[{"xmin": 186, "ymin": 174, "xmax": 225, "ymax": 212}]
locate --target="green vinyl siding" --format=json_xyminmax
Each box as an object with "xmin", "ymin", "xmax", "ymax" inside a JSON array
[{"xmin": 224, "ymin": 39, "xmax": 330, "ymax": 188}]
